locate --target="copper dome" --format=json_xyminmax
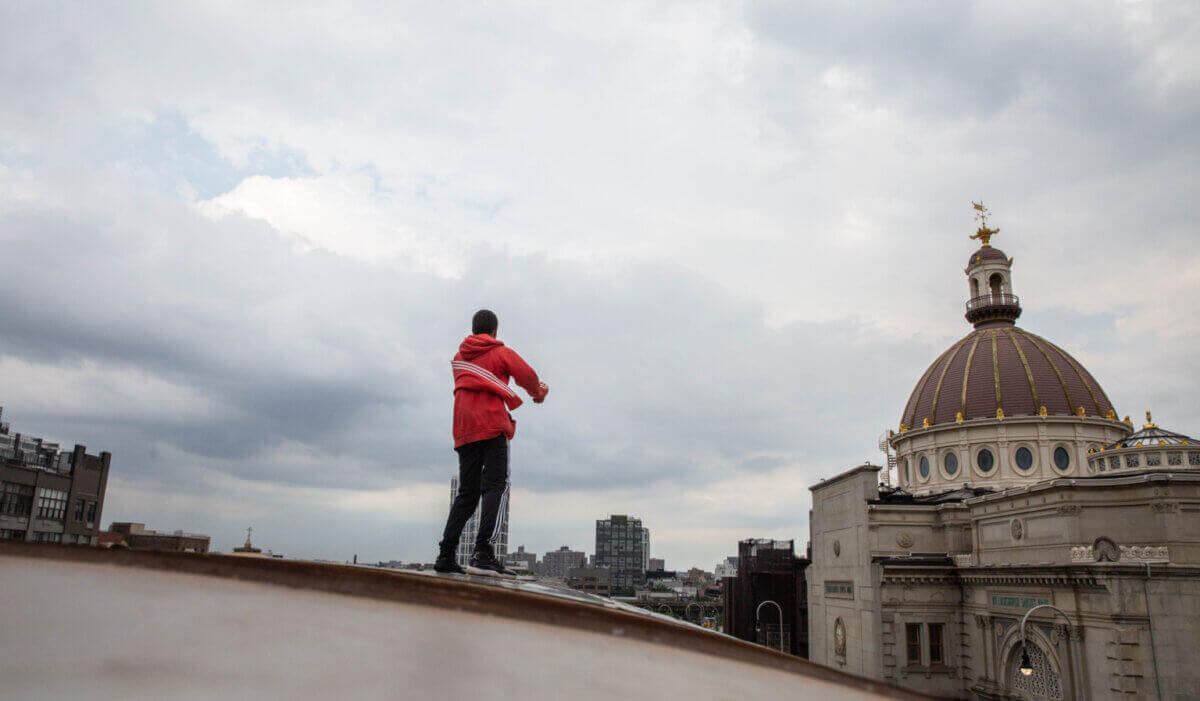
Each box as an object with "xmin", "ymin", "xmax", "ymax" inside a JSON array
[
  {"xmin": 900, "ymin": 326, "xmax": 1116, "ymax": 429},
  {"xmin": 967, "ymin": 246, "xmax": 1008, "ymax": 267}
]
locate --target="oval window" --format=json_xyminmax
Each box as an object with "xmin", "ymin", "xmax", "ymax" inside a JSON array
[
  {"xmin": 944, "ymin": 452, "xmax": 959, "ymax": 476},
  {"xmin": 1053, "ymin": 446, "xmax": 1071, "ymax": 471},
  {"xmin": 1015, "ymin": 447, "xmax": 1034, "ymax": 471},
  {"xmin": 919, "ymin": 456, "xmax": 930, "ymax": 479},
  {"xmin": 977, "ymin": 449, "xmax": 994, "ymax": 473}
]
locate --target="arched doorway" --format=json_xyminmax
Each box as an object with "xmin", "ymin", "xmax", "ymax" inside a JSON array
[{"xmin": 1005, "ymin": 642, "xmax": 1063, "ymax": 700}]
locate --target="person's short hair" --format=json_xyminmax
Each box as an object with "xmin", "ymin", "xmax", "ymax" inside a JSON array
[{"xmin": 472, "ymin": 309, "xmax": 498, "ymax": 336}]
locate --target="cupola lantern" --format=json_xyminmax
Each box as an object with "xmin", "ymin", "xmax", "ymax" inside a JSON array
[{"xmin": 964, "ymin": 202, "xmax": 1022, "ymax": 328}]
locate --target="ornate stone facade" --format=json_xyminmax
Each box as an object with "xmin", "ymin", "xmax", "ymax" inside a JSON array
[{"xmin": 807, "ymin": 230, "xmax": 1200, "ymax": 699}]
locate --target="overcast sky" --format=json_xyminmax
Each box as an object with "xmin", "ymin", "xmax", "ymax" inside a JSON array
[{"xmin": 1, "ymin": 2, "xmax": 1197, "ymax": 569}]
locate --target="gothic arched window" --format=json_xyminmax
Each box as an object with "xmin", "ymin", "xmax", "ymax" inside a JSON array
[{"xmin": 1007, "ymin": 643, "xmax": 1062, "ymax": 700}]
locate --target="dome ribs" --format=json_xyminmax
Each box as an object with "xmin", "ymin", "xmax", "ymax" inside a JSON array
[
  {"xmin": 1001, "ymin": 327, "xmax": 1040, "ymax": 414},
  {"xmin": 1039, "ymin": 334, "xmax": 1098, "ymax": 415},
  {"xmin": 990, "ymin": 330, "xmax": 1002, "ymax": 414},
  {"xmin": 959, "ymin": 333, "xmax": 985, "ymax": 420},
  {"xmin": 1051, "ymin": 343, "xmax": 1106, "ymax": 416},
  {"xmin": 899, "ymin": 325, "xmax": 1119, "ymax": 429},
  {"xmin": 903, "ymin": 344, "xmax": 954, "ymax": 428},
  {"xmin": 928, "ymin": 338, "xmax": 967, "ymax": 425},
  {"xmin": 1015, "ymin": 330, "xmax": 1075, "ymax": 415}
]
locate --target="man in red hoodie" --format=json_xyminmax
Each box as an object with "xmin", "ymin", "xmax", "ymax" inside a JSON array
[{"xmin": 434, "ymin": 309, "xmax": 549, "ymax": 575}]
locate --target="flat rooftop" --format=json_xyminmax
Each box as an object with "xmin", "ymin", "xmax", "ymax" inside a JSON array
[{"xmin": 0, "ymin": 543, "xmax": 927, "ymax": 700}]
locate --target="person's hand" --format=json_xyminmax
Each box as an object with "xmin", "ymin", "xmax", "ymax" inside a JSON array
[{"xmin": 533, "ymin": 384, "xmax": 549, "ymax": 403}]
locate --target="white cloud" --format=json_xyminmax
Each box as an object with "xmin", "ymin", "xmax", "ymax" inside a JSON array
[{"xmin": 0, "ymin": 1, "xmax": 1197, "ymax": 567}]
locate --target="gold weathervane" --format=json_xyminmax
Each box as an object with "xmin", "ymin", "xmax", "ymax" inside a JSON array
[{"xmin": 970, "ymin": 201, "xmax": 999, "ymax": 247}]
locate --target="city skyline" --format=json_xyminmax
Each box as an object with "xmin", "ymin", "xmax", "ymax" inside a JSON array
[{"xmin": 1, "ymin": 3, "xmax": 1197, "ymax": 568}]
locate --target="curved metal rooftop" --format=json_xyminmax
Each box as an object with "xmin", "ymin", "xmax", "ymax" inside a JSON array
[{"xmin": 0, "ymin": 543, "xmax": 928, "ymax": 700}]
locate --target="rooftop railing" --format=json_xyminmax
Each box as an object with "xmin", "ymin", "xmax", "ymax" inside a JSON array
[{"xmin": 966, "ymin": 293, "xmax": 1020, "ymax": 312}]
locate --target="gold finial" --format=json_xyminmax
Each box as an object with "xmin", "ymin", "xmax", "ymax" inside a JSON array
[
  {"xmin": 244, "ymin": 526, "xmax": 253, "ymax": 549},
  {"xmin": 996, "ymin": 408, "xmax": 1005, "ymax": 419},
  {"xmin": 1123, "ymin": 415, "xmax": 1132, "ymax": 425},
  {"xmin": 1038, "ymin": 406, "xmax": 1048, "ymax": 417},
  {"xmin": 955, "ymin": 411, "xmax": 964, "ymax": 423},
  {"xmin": 1144, "ymin": 410, "xmax": 1156, "ymax": 429},
  {"xmin": 970, "ymin": 201, "xmax": 1000, "ymax": 247}
]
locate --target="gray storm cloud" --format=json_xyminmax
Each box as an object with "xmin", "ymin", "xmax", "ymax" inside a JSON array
[{"xmin": 0, "ymin": 1, "xmax": 1196, "ymax": 566}]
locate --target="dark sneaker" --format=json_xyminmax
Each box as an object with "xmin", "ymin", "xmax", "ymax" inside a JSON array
[
  {"xmin": 469, "ymin": 549, "xmax": 516, "ymax": 577},
  {"xmin": 433, "ymin": 553, "xmax": 466, "ymax": 574}
]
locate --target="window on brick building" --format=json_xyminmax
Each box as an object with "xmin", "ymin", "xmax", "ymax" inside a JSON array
[
  {"xmin": 928, "ymin": 623, "xmax": 944, "ymax": 665},
  {"xmin": 0, "ymin": 482, "xmax": 34, "ymax": 517},
  {"xmin": 35, "ymin": 489, "xmax": 68, "ymax": 520},
  {"xmin": 906, "ymin": 623, "xmax": 922, "ymax": 665}
]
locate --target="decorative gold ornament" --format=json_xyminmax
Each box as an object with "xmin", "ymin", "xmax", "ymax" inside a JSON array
[
  {"xmin": 922, "ymin": 418, "xmax": 931, "ymax": 428},
  {"xmin": 1038, "ymin": 406, "xmax": 1048, "ymax": 417},
  {"xmin": 996, "ymin": 408, "xmax": 1005, "ymax": 419},
  {"xmin": 900, "ymin": 423, "xmax": 909, "ymax": 433},
  {"xmin": 1106, "ymin": 409, "xmax": 1117, "ymax": 419},
  {"xmin": 1144, "ymin": 410, "xmax": 1156, "ymax": 429},
  {"xmin": 1075, "ymin": 407, "xmax": 1086, "ymax": 417},
  {"xmin": 1123, "ymin": 415, "xmax": 1133, "ymax": 425},
  {"xmin": 970, "ymin": 201, "xmax": 999, "ymax": 247},
  {"xmin": 956, "ymin": 411, "xmax": 964, "ymax": 423}
]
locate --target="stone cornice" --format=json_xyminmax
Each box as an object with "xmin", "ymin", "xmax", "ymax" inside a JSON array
[
  {"xmin": 965, "ymin": 470, "xmax": 1200, "ymax": 506},
  {"xmin": 890, "ymin": 414, "xmax": 1128, "ymax": 447},
  {"xmin": 810, "ymin": 464, "xmax": 880, "ymax": 492}
]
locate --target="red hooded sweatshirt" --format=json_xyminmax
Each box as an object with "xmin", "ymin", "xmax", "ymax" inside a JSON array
[{"xmin": 451, "ymin": 334, "xmax": 548, "ymax": 448}]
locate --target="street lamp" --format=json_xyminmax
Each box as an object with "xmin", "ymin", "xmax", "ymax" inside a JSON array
[
  {"xmin": 755, "ymin": 600, "xmax": 785, "ymax": 654},
  {"xmin": 1018, "ymin": 604, "xmax": 1075, "ymax": 684}
]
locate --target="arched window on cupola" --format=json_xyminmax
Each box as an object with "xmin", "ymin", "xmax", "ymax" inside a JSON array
[
  {"xmin": 989, "ymin": 272, "xmax": 1004, "ymax": 297},
  {"xmin": 971, "ymin": 277, "xmax": 980, "ymax": 298}
]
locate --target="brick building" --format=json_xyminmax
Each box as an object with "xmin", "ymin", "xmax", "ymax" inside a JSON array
[
  {"xmin": 542, "ymin": 545, "xmax": 586, "ymax": 579},
  {"xmin": 566, "ymin": 566, "xmax": 611, "ymax": 597},
  {"xmin": 103, "ymin": 522, "xmax": 210, "ymax": 553},
  {"xmin": 722, "ymin": 539, "xmax": 809, "ymax": 658},
  {"xmin": 0, "ymin": 410, "xmax": 110, "ymax": 546},
  {"xmin": 594, "ymin": 515, "xmax": 648, "ymax": 594}
]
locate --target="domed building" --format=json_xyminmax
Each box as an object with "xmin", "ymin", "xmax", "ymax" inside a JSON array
[
  {"xmin": 892, "ymin": 227, "xmax": 1130, "ymax": 495},
  {"xmin": 805, "ymin": 210, "xmax": 1200, "ymax": 700}
]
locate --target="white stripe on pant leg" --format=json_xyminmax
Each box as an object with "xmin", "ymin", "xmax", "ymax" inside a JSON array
[
  {"xmin": 489, "ymin": 438, "xmax": 511, "ymax": 546},
  {"xmin": 489, "ymin": 482, "xmax": 510, "ymax": 545}
]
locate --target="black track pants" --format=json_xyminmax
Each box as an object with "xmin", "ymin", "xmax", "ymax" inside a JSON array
[{"xmin": 439, "ymin": 434, "xmax": 510, "ymax": 554}]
